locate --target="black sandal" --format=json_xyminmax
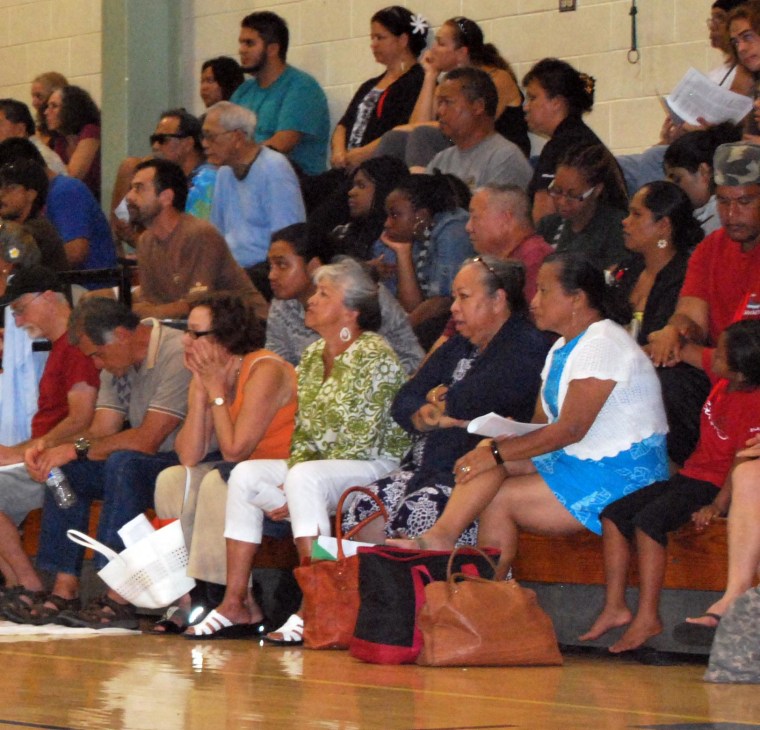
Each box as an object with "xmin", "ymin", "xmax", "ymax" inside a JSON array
[{"xmin": 148, "ymin": 606, "xmax": 190, "ymax": 635}]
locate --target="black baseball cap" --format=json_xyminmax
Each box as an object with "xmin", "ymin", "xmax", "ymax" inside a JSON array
[{"xmin": 0, "ymin": 264, "xmax": 60, "ymax": 306}]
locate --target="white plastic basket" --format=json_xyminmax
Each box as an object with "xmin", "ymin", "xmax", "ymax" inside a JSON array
[{"xmin": 66, "ymin": 520, "xmax": 196, "ymax": 609}]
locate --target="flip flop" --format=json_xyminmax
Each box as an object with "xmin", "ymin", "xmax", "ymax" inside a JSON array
[
  {"xmin": 148, "ymin": 606, "xmax": 190, "ymax": 635},
  {"xmin": 264, "ymin": 613, "xmax": 304, "ymax": 645},
  {"xmin": 184, "ymin": 609, "xmax": 266, "ymax": 640},
  {"xmin": 672, "ymin": 612, "xmax": 722, "ymax": 646}
]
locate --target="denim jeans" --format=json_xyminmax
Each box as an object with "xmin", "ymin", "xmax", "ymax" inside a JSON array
[{"xmin": 36, "ymin": 450, "xmax": 180, "ymax": 575}]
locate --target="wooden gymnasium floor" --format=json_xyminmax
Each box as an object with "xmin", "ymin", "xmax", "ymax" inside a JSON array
[{"xmin": 0, "ymin": 627, "xmax": 758, "ymax": 730}]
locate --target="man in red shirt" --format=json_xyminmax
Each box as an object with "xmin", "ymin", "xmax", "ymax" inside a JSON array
[
  {"xmin": 648, "ymin": 141, "xmax": 760, "ymax": 372},
  {"xmin": 0, "ymin": 266, "xmax": 99, "ymax": 600}
]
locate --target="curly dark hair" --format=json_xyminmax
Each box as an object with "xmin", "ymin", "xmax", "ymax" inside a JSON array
[
  {"xmin": 190, "ymin": 292, "xmax": 266, "ymax": 355},
  {"xmin": 57, "ymin": 85, "xmax": 100, "ymax": 136},
  {"xmin": 522, "ymin": 58, "xmax": 594, "ymax": 117}
]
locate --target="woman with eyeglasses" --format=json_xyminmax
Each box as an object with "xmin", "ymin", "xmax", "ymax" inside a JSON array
[
  {"xmin": 343, "ymin": 256, "xmax": 548, "ymax": 545},
  {"xmin": 30, "ymin": 71, "xmax": 68, "ymax": 147},
  {"xmin": 376, "ymin": 16, "xmax": 529, "ymax": 167},
  {"xmin": 150, "ymin": 292, "xmax": 297, "ymax": 633},
  {"xmin": 536, "ymin": 143, "xmax": 630, "ymax": 270},
  {"xmin": 199, "ymin": 56, "xmax": 244, "ymax": 108},
  {"xmin": 44, "ymin": 85, "xmax": 102, "ymax": 200},
  {"xmin": 391, "ymin": 252, "xmax": 669, "ymax": 568}
]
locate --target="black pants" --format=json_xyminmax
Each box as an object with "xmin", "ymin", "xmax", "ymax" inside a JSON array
[{"xmin": 600, "ymin": 473, "xmax": 719, "ymax": 547}]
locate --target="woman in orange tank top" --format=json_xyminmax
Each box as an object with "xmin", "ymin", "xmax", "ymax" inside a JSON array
[{"xmin": 152, "ymin": 293, "xmax": 296, "ymax": 633}]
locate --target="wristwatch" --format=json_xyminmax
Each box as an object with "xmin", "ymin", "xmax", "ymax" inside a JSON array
[
  {"xmin": 211, "ymin": 396, "xmax": 226, "ymax": 407},
  {"xmin": 74, "ymin": 437, "xmax": 91, "ymax": 461}
]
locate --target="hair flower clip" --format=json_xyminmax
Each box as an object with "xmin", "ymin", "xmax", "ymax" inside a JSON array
[{"xmin": 410, "ymin": 14, "xmax": 429, "ymax": 36}]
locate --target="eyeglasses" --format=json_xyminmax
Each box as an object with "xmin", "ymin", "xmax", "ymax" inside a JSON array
[
  {"xmin": 547, "ymin": 181, "xmax": 596, "ymax": 203},
  {"xmin": 150, "ymin": 133, "xmax": 189, "ymax": 146},
  {"xmin": 183, "ymin": 328, "xmax": 216, "ymax": 339},
  {"xmin": 201, "ymin": 129, "xmax": 236, "ymax": 142},
  {"xmin": 731, "ymin": 30, "xmax": 760, "ymax": 48},
  {"xmin": 10, "ymin": 292, "xmax": 42, "ymax": 318},
  {"xmin": 706, "ymin": 17, "xmax": 726, "ymax": 29}
]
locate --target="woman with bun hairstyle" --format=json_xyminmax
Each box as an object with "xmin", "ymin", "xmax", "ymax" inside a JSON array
[
  {"xmin": 523, "ymin": 58, "xmax": 609, "ymax": 222},
  {"xmin": 330, "ymin": 6, "xmax": 429, "ymax": 173}
]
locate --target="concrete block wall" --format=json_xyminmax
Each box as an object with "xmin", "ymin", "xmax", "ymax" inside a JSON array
[
  {"xmin": 186, "ymin": 0, "xmax": 726, "ymax": 154},
  {"xmin": 0, "ymin": 1, "xmax": 727, "ymax": 156},
  {"xmin": 0, "ymin": 0, "xmax": 102, "ymax": 107}
]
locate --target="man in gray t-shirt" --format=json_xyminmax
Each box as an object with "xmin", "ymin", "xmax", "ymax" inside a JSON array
[
  {"xmin": 426, "ymin": 67, "xmax": 532, "ymax": 191},
  {"xmin": 22, "ymin": 298, "xmax": 191, "ymax": 629}
]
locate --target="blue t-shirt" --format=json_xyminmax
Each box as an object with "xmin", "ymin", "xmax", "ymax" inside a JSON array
[
  {"xmin": 45, "ymin": 175, "xmax": 117, "ymax": 276},
  {"xmin": 186, "ymin": 163, "xmax": 217, "ymax": 220},
  {"xmin": 230, "ymin": 66, "xmax": 330, "ymax": 176},
  {"xmin": 210, "ymin": 146, "xmax": 305, "ymax": 268}
]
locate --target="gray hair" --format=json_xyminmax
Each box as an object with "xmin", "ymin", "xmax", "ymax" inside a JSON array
[
  {"xmin": 313, "ymin": 257, "xmax": 381, "ymax": 331},
  {"xmin": 477, "ymin": 184, "xmax": 532, "ymax": 224},
  {"xmin": 68, "ymin": 297, "xmax": 140, "ymax": 346},
  {"xmin": 462, "ymin": 255, "xmax": 528, "ymax": 314},
  {"xmin": 206, "ymin": 101, "xmax": 257, "ymax": 141}
]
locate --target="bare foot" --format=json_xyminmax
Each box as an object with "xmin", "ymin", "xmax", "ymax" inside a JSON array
[
  {"xmin": 683, "ymin": 612, "xmax": 721, "ymax": 628},
  {"xmin": 579, "ymin": 607, "xmax": 633, "ymax": 641},
  {"xmin": 608, "ymin": 616, "xmax": 662, "ymax": 653}
]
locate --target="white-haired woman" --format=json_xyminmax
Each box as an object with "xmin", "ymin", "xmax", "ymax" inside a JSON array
[{"xmin": 186, "ymin": 259, "xmax": 410, "ymax": 641}]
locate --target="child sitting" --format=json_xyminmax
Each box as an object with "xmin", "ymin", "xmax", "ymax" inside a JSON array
[{"xmin": 579, "ymin": 319, "xmax": 760, "ymax": 653}]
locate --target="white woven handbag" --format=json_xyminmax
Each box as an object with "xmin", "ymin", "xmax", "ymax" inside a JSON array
[{"xmin": 66, "ymin": 517, "xmax": 196, "ymax": 609}]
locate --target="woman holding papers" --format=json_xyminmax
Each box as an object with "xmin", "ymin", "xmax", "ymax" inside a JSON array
[
  {"xmin": 343, "ymin": 256, "xmax": 548, "ymax": 545},
  {"xmin": 392, "ymin": 252, "xmax": 669, "ymax": 567}
]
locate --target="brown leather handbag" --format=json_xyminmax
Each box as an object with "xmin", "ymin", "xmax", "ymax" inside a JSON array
[
  {"xmin": 294, "ymin": 486, "xmax": 386, "ymax": 650},
  {"xmin": 416, "ymin": 547, "xmax": 563, "ymax": 667}
]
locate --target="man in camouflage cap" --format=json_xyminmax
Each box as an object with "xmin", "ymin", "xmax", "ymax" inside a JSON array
[
  {"xmin": 638, "ymin": 142, "xmax": 760, "ymax": 470},
  {"xmin": 648, "ymin": 142, "xmax": 760, "ymax": 373}
]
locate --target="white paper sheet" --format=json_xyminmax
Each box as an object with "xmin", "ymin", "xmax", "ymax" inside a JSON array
[
  {"xmin": 665, "ymin": 67, "xmax": 752, "ymax": 125},
  {"xmin": 466, "ymin": 412, "xmax": 544, "ymax": 439}
]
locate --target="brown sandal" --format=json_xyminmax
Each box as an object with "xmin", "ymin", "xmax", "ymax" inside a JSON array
[
  {"xmin": 0, "ymin": 587, "xmax": 51, "ymax": 624},
  {"xmin": 55, "ymin": 595, "xmax": 138, "ymax": 630}
]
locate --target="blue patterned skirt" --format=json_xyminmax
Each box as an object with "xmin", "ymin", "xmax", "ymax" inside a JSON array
[{"xmin": 532, "ymin": 433, "xmax": 669, "ymax": 534}]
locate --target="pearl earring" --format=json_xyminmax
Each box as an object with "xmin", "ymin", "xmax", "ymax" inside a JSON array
[
  {"xmin": 339, "ymin": 327, "xmax": 351, "ymax": 343},
  {"xmin": 657, "ymin": 239, "xmax": 668, "ymax": 249}
]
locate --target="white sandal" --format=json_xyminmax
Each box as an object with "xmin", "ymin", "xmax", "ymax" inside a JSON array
[
  {"xmin": 184, "ymin": 609, "xmax": 266, "ymax": 640},
  {"xmin": 264, "ymin": 613, "xmax": 304, "ymax": 645}
]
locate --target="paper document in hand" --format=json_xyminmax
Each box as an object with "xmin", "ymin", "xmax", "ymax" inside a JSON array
[
  {"xmin": 665, "ymin": 67, "xmax": 752, "ymax": 126},
  {"xmin": 466, "ymin": 412, "xmax": 544, "ymax": 438}
]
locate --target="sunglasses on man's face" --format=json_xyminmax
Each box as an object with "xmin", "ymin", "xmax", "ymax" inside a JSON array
[{"xmin": 150, "ymin": 133, "xmax": 188, "ymax": 146}]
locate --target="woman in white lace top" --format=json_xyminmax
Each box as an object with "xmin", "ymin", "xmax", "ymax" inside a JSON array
[{"xmin": 392, "ymin": 252, "xmax": 670, "ymax": 569}]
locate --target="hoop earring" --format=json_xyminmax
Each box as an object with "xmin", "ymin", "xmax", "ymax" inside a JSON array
[
  {"xmin": 657, "ymin": 238, "xmax": 668, "ymax": 249},
  {"xmin": 339, "ymin": 327, "xmax": 351, "ymax": 343}
]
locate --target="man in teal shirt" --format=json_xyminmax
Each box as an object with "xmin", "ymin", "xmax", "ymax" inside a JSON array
[{"xmin": 231, "ymin": 11, "xmax": 330, "ymax": 176}]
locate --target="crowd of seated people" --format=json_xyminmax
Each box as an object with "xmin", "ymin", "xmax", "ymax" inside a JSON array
[{"xmin": 1, "ymin": 1, "xmax": 760, "ymax": 672}]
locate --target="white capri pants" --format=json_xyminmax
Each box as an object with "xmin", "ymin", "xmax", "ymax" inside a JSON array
[
  {"xmin": 154, "ymin": 463, "xmax": 228, "ymax": 585},
  {"xmin": 224, "ymin": 457, "xmax": 398, "ymax": 543}
]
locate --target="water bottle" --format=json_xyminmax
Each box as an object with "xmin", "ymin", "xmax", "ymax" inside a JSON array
[{"xmin": 46, "ymin": 467, "xmax": 77, "ymax": 509}]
